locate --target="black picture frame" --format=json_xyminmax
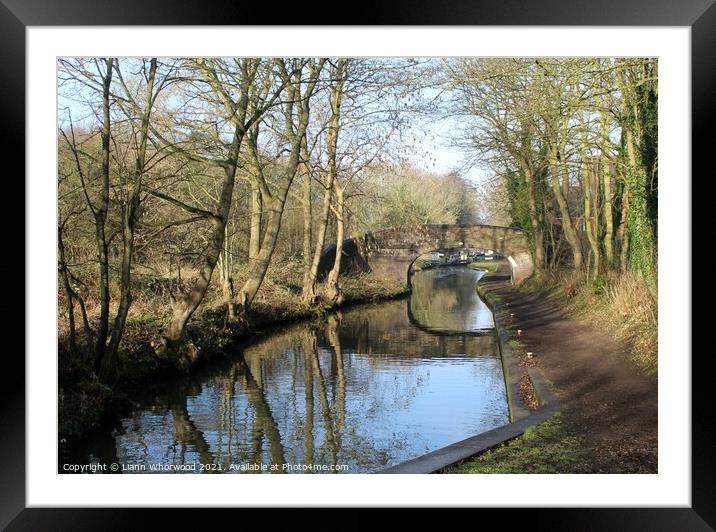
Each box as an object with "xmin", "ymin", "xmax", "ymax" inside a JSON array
[{"xmin": 4, "ymin": 0, "xmax": 707, "ymax": 528}]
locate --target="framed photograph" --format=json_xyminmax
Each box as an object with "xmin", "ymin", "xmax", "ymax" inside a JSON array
[{"xmin": 6, "ymin": 0, "xmax": 708, "ymax": 527}]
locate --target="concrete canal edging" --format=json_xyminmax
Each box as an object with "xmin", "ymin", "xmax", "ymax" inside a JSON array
[{"xmin": 378, "ymin": 271, "xmax": 560, "ymax": 474}]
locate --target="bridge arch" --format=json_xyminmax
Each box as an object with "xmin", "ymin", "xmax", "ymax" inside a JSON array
[
  {"xmin": 405, "ymin": 246, "xmax": 491, "ymax": 285},
  {"xmin": 318, "ymin": 224, "xmax": 534, "ymax": 286}
]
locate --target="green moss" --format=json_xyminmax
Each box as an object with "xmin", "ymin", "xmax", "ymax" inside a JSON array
[
  {"xmin": 508, "ymin": 338, "xmax": 526, "ymax": 351},
  {"xmin": 444, "ymin": 413, "xmax": 589, "ymax": 474}
]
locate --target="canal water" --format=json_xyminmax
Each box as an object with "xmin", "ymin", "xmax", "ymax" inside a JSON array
[{"xmin": 64, "ymin": 266, "xmax": 509, "ymax": 473}]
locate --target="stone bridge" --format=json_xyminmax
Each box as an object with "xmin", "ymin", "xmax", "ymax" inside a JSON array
[{"xmin": 318, "ymin": 224, "xmax": 534, "ymax": 286}]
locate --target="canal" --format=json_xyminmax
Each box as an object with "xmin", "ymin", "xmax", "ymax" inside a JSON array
[{"xmin": 63, "ymin": 266, "xmax": 509, "ymax": 473}]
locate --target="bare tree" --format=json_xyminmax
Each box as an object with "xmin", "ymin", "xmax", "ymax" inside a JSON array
[
  {"xmin": 147, "ymin": 58, "xmax": 285, "ymax": 345},
  {"xmin": 235, "ymin": 58, "xmax": 324, "ymax": 317},
  {"xmin": 59, "ymin": 58, "xmax": 116, "ymax": 375},
  {"xmin": 446, "ymin": 58, "xmax": 548, "ymax": 272},
  {"xmin": 302, "ymin": 59, "xmax": 348, "ymax": 303}
]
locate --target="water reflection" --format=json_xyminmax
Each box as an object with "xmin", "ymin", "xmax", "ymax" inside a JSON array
[
  {"xmin": 409, "ymin": 267, "xmax": 494, "ymax": 333},
  {"xmin": 66, "ymin": 267, "xmax": 508, "ymax": 473}
]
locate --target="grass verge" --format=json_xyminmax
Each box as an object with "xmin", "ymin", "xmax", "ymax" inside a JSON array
[
  {"xmin": 443, "ymin": 413, "xmax": 590, "ymax": 473},
  {"xmin": 468, "ymin": 259, "xmax": 500, "ymax": 279}
]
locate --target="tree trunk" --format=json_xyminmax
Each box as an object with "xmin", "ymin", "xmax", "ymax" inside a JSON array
[
  {"xmin": 617, "ymin": 61, "xmax": 656, "ymax": 285},
  {"xmin": 165, "ymin": 162, "xmax": 240, "ymax": 343},
  {"xmin": 618, "ymin": 187, "xmax": 630, "ymax": 273},
  {"xmin": 102, "ymin": 58, "xmax": 157, "ymax": 380},
  {"xmin": 102, "ymin": 204, "xmax": 135, "ymax": 379},
  {"xmin": 520, "ymin": 160, "xmax": 545, "ymax": 273},
  {"xmin": 324, "ymin": 185, "xmax": 345, "ymax": 306},
  {"xmin": 623, "ymin": 125, "xmax": 655, "ymax": 282},
  {"xmin": 249, "ymin": 180, "xmax": 262, "ymax": 265},
  {"xmin": 300, "ymin": 139, "xmax": 313, "ymax": 291},
  {"xmin": 92, "ymin": 58, "xmax": 114, "ymax": 375},
  {"xmin": 58, "ymin": 227, "xmax": 77, "ymax": 353},
  {"xmin": 302, "ymin": 61, "xmax": 345, "ymax": 303},
  {"xmin": 600, "ymin": 109, "xmax": 615, "ymax": 269},
  {"xmin": 237, "ymin": 197, "xmax": 285, "ymax": 314},
  {"xmin": 583, "ymin": 161, "xmax": 601, "ymax": 278},
  {"xmin": 217, "ymin": 223, "xmax": 235, "ymax": 319},
  {"xmin": 236, "ymin": 59, "xmax": 324, "ymax": 316},
  {"xmin": 161, "ymin": 59, "xmax": 267, "ymax": 344},
  {"xmin": 577, "ymin": 116, "xmax": 600, "ymax": 278},
  {"xmin": 551, "ymin": 145, "xmax": 582, "ymax": 270},
  {"xmin": 547, "ymin": 222, "xmax": 557, "ymax": 269},
  {"xmin": 302, "ymin": 175, "xmax": 335, "ymax": 303}
]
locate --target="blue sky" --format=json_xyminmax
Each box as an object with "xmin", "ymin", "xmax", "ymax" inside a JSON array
[{"xmin": 405, "ymin": 113, "xmax": 486, "ymax": 185}]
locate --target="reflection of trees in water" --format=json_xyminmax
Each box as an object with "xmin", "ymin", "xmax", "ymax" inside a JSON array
[
  {"xmin": 170, "ymin": 356, "xmax": 292, "ymax": 472},
  {"xmin": 115, "ymin": 357, "xmax": 290, "ymax": 472},
  {"xmin": 170, "ymin": 399, "xmax": 216, "ymax": 467},
  {"xmin": 412, "ymin": 270, "xmax": 459, "ymax": 312},
  {"xmin": 124, "ymin": 380, "xmax": 218, "ymax": 469},
  {"xmin": 241, "ymin": 324, "xmax": 346, "ymax": 471},
  {"xmin": 335, "ymin": 298, "xmax": 498, "ymax": 361},
  {"xmin": 302, "ymin": 329, "xmax": 339, "ymax": 470},
  {"xmin": 409, "ymin": 267, "xmax": 487, "ymax": 332},
  {"xmin": 106, "ymin": 271, "xmax": 502, "ymax": 473},
  {"xmin": 304, "ymin": 341, "xmax": 314, "ymax": 468},
  {"xmin": 234, "ymin": 357, "xmax": 286, "ymax": 471},
  {"xmin": 109, "ymin": 379, "xmax": 216, "ymax": 469},
  {"xmin": 213, "ymin": 365, "xmax": 238, "ymax": 468},
  {"xmin": 326, "ymin": 314, "xmax": 346, "ymax": 440},
  {"xmin": 237, "ymin": 318, "xmax": 393, "ymax": 472}
]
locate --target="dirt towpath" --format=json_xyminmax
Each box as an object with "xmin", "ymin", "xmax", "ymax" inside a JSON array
[{"xmin": 483, "ymin": 263, "xmax": 658, "ymax": 473}]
